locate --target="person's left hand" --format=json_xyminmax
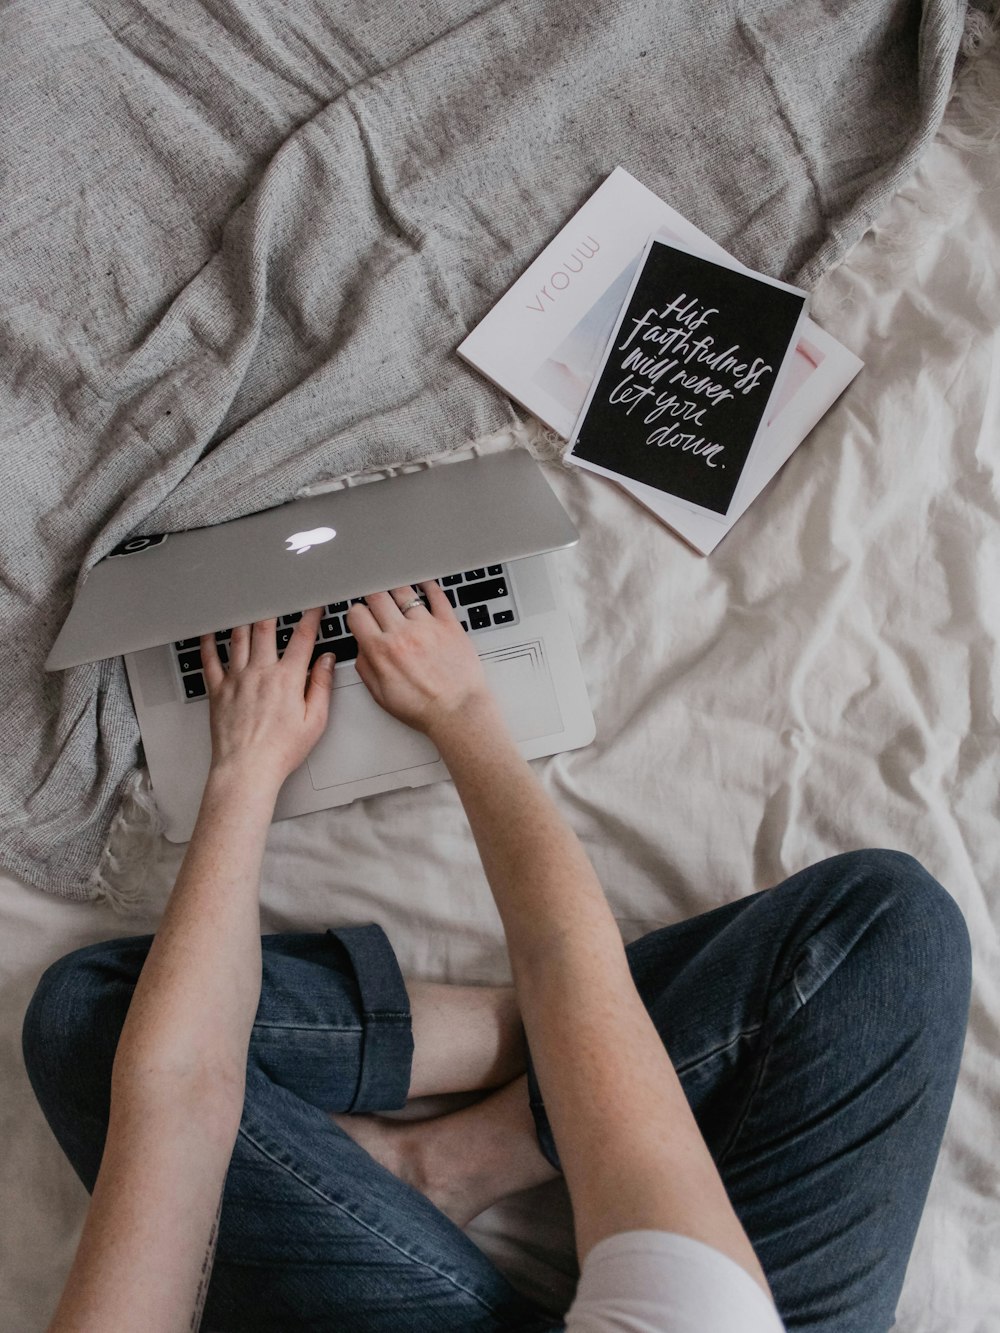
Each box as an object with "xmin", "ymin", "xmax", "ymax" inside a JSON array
[{"xmin": 199, "ymin": 607, "xmax": 335, "ymax": 793}]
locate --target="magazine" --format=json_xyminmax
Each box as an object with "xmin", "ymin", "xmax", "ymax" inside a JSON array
[{"xmin": 458, "ymin": 167, "xmax": 862, "ymax": 553}]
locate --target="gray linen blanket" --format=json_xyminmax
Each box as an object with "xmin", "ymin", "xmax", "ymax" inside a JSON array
[{"xmin": 1, "ymin": 0, "xmax": 992, "ymax": 901}]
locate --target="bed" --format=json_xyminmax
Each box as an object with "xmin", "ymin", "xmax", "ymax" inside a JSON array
[{"xmin": 2, "ymin": 13, "xmax": 999, "ymax": 1333}]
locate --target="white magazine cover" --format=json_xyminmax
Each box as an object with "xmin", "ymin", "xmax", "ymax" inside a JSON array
[{"xmin": 458, "ymin": 167, "xmax": 863, "ymax": 553}]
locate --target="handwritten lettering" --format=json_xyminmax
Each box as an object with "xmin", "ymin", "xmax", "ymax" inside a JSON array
[
  {"xmin": 620, "ymin": 346, "xmax": 679, "ymax": 384},
  {"xmin": 598, "ymin": 287, "xmax": 779, "ymax": 477},
  {"xmin": 643, "ymin": 392, "xmax": 707, "ymax": 426},
  {"xmin": 645, "ymin": 420, "xmax": 725, "ymax": 466},
  {"xmin": 609, "ymin": 374, "xmax": 656, "ymax": 415}
]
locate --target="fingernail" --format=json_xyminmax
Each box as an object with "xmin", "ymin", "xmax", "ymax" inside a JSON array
[{"xmin": 319, "ymin": 654, "xmax": 335, "ymax": 669}]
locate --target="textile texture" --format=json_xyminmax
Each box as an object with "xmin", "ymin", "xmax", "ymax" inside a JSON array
[
  {"xmin": 3, "ymin": 42, "xmax": 999, "ymax": 1327},
  {"xmin": 0, "ymin": 0, "xmax": 993, "ymax": 899}
]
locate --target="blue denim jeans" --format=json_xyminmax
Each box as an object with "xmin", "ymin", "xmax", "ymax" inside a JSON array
[{"xmin": 23, "ymin": 851, "xmax": 970, "ymax": 1332}]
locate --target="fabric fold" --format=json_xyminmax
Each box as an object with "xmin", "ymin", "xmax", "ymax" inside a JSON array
[{"xmin": 2, "ymin": 0, "xmax": 996, "ymax": 898}]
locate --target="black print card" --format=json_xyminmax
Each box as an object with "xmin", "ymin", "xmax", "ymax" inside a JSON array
[{"xmin": 567, "ymin": 238, "xmax": 809, "ymax": 517}]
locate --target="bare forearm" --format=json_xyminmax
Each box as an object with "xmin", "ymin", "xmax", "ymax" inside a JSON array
[
  {"xmin": 52, "ymin": 769, "xmax": 279, "ymax": 1332},
  {"xmin": 434, "ymin": 701, "xmax": 769, "ymax": 1290},
  {"xmin": 50, "ymin": 1114, "xmax": 230, "ymax": 1333},
  {"xmin": 112, "ymin": 766, "xmax": 277, "ymax": 1099},
  {"xmin": 48, "ymin": 615, "xmax": 336, "ymax": 1332},
  {"xmin": 434, "ymin": 699, "xmax": 617, "ymax": 965},
  {"xmin": 434, "ymin": 702, "xmax": 657, "ymax": 1126}
]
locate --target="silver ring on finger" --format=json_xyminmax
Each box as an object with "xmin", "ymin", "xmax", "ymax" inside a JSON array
[{"xmin": 399, "ymin": 596, "xmax": 424, "ymax": 614}]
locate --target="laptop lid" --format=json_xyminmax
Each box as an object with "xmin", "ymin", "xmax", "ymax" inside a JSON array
[{"xmin": 46, "ymin": 449, "xmax": 579, "ymax": 669}]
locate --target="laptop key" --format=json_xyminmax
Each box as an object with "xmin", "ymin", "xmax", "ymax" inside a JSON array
[
  {"xmin": 217, "ymin": 643, "xmax": 229, "ymax": 665},
  {"xmin": 321, "ymin": 616, "xmax": 341, "ymax": 639},
  {"xmin": 492, "ymin": 609, "xmax": 514, "ymax": 625},
  {"xmin": 444, "ymin": 589, "xmax": 457, "ymax": 608},
  {"xmin": 468, "ymin": 605, "xmax": 491, "ymax": 631},
  {"xmin": 457, "ymin": 578, "xmax": 505, "ymax": 607},
  {"xmin": 178, "ymin": 649, "xmax": 202, "ymax": 674},
  {"xmin": 281, "ymin": 612, "xmax": 302, "ymax": 625},
  {"xmin": 182, "ymin": 672, "xmax": 206, "ymax": 699},
  {"xmin": 215, "ymin": 629, "xmax": 232, "ymax": 642},
  {"xmin": 175, "ymin": 637, "xmax": 200, "ymax": 650},
  {"xmin": 276, "ymin": 628, "xmax": 294, "ymax": 650},
  {"xmin": 441, "ymin": 573, "xmax": 463, "ymax": 586},
  {"xmin": 463, "ymin": 568, "xmax": 486, "ymax": 581},
  {"xmin": 310, "ymin": 637, "xmax": 359, "ymax": 667},
  {"xmin": 328, "ymin": 601, "xmax": 348, "ymax": 613},
  {"xmin": 487, "ymin": 564, "xmax": 503, "ymax": 576}
]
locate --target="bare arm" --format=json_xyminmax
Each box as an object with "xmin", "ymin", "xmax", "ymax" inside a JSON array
[
  {"xmin": 48, "ymin": 610, "xmax": 334, "ymax": 1333},
  {"xmin": 349, "ymin": 584, "xmax": 770, "ymax": 1294}
]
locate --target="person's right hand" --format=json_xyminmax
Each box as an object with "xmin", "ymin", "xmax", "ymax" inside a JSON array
[{"xmin": 346, "ymin": 580, "xmax": 497, "ymax": 738}]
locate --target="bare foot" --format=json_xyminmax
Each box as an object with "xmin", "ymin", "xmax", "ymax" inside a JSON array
[
  {"xmin": 331, "ymin": 1076, "xmax": 558, "ymax": 1229},
  {"xmin": 330, "ymin": 1110, "xmax": 478, "ymax": 1226}
]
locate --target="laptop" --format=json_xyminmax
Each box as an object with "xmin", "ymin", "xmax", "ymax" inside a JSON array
[{"xmin": 46, "ymin": 448, "xmax": 596, "ymax": 841}]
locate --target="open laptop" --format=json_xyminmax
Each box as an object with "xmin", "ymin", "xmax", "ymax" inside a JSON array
[{"xmin": 46, "ymin": 448, "xmax": 596, "ymax": 841}]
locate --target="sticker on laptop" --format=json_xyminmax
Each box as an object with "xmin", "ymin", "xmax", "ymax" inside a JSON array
[{"xmin": 104, "ymin": 534, "xmax": 168, "ymax": 559}]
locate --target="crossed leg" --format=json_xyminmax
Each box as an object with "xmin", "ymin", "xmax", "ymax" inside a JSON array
[
  {"xmin": 23, "ymin": 851, "xmax": 970, "ymax": 1332},
  {"xmin": 334, "ymin": 851, "xmax": 971, "ymax": 1332},
  {"xmin": 22, "ymin": 927, "xmax": 558, "ymax": 1332}
]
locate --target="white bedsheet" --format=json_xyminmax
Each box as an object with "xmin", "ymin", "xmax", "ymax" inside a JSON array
[{"xmin": 2, "ymin": 42, "xmax": 998, "ymax": 1333}]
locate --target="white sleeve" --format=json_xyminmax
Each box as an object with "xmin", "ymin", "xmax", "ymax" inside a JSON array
[{"xmin": 564, "ymin": 1231, "xmax": 787, "ymax": 1333}]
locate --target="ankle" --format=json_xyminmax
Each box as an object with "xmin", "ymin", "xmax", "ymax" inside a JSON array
[{"xmin": 404, "ymin": 1113, "xmax": 453, "ymax": 1201}]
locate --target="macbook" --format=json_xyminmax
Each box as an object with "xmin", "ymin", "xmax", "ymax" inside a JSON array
[{"xmin": 46, "ymin": 448, "xmax": 595, "ymax": 841}]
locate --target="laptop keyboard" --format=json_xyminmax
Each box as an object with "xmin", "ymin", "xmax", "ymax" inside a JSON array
[{"xmin": 172, "ymin": 565, "xmax": 518, "ymax": 700}]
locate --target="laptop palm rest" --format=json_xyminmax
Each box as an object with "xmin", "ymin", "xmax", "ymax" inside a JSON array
[{"xmin": 307, "ymin": 639, "xmax": 563, "ymax": 791}]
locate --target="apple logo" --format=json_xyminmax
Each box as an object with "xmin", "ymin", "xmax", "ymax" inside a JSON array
[{"xmin": 285, "ymin": 526, "xmax": 336, "ymax": 555}]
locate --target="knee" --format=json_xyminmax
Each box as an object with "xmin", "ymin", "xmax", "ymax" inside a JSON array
[
  {"xmin": 824, "ymin": 849, "xmax": 971, "ymax": 1036},
  {"xmin": 833, "ymin": 849, "xmax": 969, "ymax": 957},
  {"xmin": 22, "ymin": 936, "xmax": 150, "ymax": 1119}
]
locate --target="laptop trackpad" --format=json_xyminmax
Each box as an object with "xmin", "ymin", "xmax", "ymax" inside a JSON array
[
  {"xmin": 307, "ymin": 640, "xmax": 563, "ymax": 790},
  {"xmin": 307, "ymin": 683, "xmax": 439, "ymax": 789}
]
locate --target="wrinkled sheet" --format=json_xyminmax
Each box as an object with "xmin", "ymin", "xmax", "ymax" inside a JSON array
[
  {"xmin": 2, "ymin": 32, "xmax": 1000, "ymax": 1333},
  {"xmin": 0, "ymin": 0, "xmax": 990, "ymax": 902}
]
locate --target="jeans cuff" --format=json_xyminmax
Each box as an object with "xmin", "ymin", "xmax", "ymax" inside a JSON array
[
  {"xmin": 524, "ymin": 1043, "xmax": 562, "ymax": 1172},
  {"xmin": 326, "ymin": 924, "xmax": 414, "ymax": 1113}
]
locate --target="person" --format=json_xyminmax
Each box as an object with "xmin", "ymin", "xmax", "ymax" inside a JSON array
[{"xmin": 23, "ymin": 584, "xmax": 970, "ymax": 1332}]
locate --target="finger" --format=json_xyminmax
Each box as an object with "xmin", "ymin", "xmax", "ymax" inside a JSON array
[
  {"xmin": 305, "ymin": 652, "xmax": 336, "ymax": 728},
  {"xmin": 347, "ymin": 598, "xmax": 382, "ymax": 643},
  {"xmin": 229, "ymin": 624, "xmax": 251, "ymax": 671},
  {"xmin": 199, "ymin": 632, "xmax": 225, "ymax": 691},
  {"xmin": 390, "ymin": 585, "xmax": 430, "ymax": 619},
  {"xmin": 251, "ymin": 617, "xmax": 279, "ymax": 666},
  {"xmin": 353, "ymin": 651, "xmax": 383, "ymax": 708},
  {"xmin": 363, "ymin": 590, "xmax": 405, "ymax": 631},
  {"xmin": 419, "ymin": 579, "xmax": 454, "ymax": 619},
  {"xmin": 282, "ymin": 606, "xmax": 323, "ymax": 672}
]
